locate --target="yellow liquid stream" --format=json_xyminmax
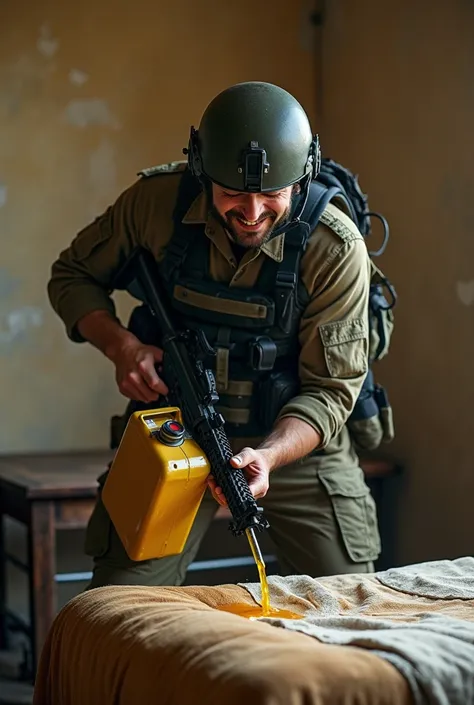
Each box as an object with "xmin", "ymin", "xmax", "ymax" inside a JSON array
[
  {"xmin": 216, "ymin": 528, "xmax": 302, "ymax": 621},
  {"xmin": 246, "ymin": 526, "xmax": 271, "ymax": 614}
]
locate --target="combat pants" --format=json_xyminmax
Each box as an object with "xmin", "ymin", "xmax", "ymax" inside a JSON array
[{"xmin": 84, "ymin": 452, "xmax": 381, "ymax": 589}]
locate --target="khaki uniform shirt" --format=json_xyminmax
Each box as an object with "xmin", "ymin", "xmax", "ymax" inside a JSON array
[{"xmin": 48, "ymin": 163, "xmax": 371, "ymax": 453}]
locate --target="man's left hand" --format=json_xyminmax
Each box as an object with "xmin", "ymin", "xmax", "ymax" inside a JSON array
[{"xmin": 207, "ymin": 447, "xmax": 270, "ymax": 506}]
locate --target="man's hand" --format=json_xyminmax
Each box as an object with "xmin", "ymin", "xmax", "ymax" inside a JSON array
[
  {"xmin": 76, "ymin": 310, "xmax": 169, "ymax": 403},
  {"xmin": 207, "ymin": 417, "xmax": 321, "ymax": 507},
  {"xmin": 207, "ymin": 447, "xmax": 271, "ymax": 506},
  {"xmin": 108, "ymin": 339, "xmax": 169, "ymax": 403}
]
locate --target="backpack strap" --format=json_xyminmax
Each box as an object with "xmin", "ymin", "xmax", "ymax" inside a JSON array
[
  {"xmin": 301, "ymin": 180, "xmax": 348, "ymax": 228},
  {"xmin": 273, "ymin": 226, "xmax": 306, "ymax": 335},
  {"xmin": 160, "ymin": 168, "xmax": 204, "ymax": 284},
  {"xmin": 274, "ymin": 180, "xmax": 346, "ymax": 334}
]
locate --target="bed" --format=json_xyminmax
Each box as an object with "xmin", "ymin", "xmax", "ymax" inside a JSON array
[{"xmin": 33, "ymin": 557, "xmax": 474, "ymax": 705}]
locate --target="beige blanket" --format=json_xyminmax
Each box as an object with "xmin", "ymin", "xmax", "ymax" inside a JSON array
[{"xmin": 34, "ymin": 579, "xmax": 411, "ymax": 705}]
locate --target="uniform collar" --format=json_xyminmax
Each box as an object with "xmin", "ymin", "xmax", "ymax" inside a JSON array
[
  {"xmin": 181, "ymin": 192, "xmax": 285, "ymax": 263},
  {"xmin": 181, "ymin": 191, "xmax": 208, "ymax": 224}
]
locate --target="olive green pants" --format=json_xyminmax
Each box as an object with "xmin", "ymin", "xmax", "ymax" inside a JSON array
[{"xmin": 84, "ymin": 454, "xmax": 381, "ymax": 589}]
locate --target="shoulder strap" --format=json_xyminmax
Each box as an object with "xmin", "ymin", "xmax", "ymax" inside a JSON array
[
  {"xmin": 273, "ymin": 180, "xmax": 347, "ymax": 333},
  {"xmin": 300, "ymin": 180, "xmax": 350, "ymax": 235},
  {"xmin": 161, "ymin": 168, "xmax": 204, "ymax": 283}
]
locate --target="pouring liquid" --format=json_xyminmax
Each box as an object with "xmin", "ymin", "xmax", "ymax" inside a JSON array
[
  {"xmin": 246, "ymin": 526, "xmax": 271, "ymax": 614},
  {"xmin": 216, "ymin": 528, "xmax": 303, "ymax": 621}
]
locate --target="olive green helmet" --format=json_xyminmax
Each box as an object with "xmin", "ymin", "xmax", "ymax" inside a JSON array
[{"xmin": 184, "ymin": 81, "xmax": 320, "ymax": 194}]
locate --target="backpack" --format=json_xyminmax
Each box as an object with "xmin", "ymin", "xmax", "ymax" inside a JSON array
[{"xmin": 303, "ymin": 158, "xmax": 397, "ymax": 450}]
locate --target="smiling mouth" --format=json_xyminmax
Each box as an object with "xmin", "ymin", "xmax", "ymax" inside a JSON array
[{"xmin": 235, "ymin": 216, "xmax": 268, "ymax": 228}]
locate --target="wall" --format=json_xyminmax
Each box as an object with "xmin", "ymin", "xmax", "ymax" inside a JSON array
[
  {"xmin": 0, "ymin": 0, "xmax": 318, "ymax": 632},
  {"xmin": 317, "ymin": 0, "xmax": 474, "ymax": 564},
  {"xmin": 0, "ymin": 0, "xmax": 317, "ymax": 453}
]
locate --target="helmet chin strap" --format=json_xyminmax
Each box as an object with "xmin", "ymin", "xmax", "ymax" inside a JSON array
[
  {"xmin": 267, "ymin": 135, "xmax": 320, "ymax": 240},
  {"xmin": 269, "ymin": 172, "xmax": 312, "ymax": 239}
]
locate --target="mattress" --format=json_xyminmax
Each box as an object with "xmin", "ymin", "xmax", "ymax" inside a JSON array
[{"xmin": 33, "ymin": 558, "xmax": 474, "ymax": 705}]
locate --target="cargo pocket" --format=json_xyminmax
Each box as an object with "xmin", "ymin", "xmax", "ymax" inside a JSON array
[
  {"xmin": 84, "ymin": 470, "xmax": 112, "ymax": 558},
  {"xmin": 319, "ymin": 318, "xmax": 368, "ymax": 379},
  {"xmin": 318, "ymin": 467, "xmax": 381, "ymax": 562}
]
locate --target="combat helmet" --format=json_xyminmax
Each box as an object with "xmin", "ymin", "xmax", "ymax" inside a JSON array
[{"xmin": 184, "ymin": 82, "xmax": 320, "ymax": 229}]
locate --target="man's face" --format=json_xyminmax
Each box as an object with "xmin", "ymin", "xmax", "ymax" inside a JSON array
[{"xmin": 211, "ymin": 183, "xmax": 295, "ymax": 248}]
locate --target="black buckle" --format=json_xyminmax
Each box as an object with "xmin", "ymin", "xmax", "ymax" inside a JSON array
[
  {"xmin": 275, "ymin": 271, "xmax": 296, "ymax": 334},
  {"xmin": 276, "ymin": 271, "xmax": 297, "ymax": 289},
  {"xmin": 249, "ymin": 336, "xmax": 277, "ymax": 371}
]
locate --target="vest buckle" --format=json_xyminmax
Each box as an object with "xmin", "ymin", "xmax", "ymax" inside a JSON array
[
  {"xmin": 249, "ymin": 336, "xmax": 277, "ymax": 371},
  {"xmin": 275, "ymin": 271, "xmax": 297, "ymax": 334}
]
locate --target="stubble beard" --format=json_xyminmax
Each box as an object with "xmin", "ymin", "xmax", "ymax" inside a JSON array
[{"xmin": 210, "ymin": 203, "xmax": 293, "ymax": 249}]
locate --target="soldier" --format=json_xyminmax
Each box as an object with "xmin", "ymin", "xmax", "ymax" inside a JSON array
[{"xmin": 47, "ymin": 81, "xmax": 381, "ymax": 588}]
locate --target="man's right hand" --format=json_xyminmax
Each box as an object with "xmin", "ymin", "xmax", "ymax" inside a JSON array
[
  {"xmin": 109, "ymin": 339, "xmax": 169, "ymax": 403},
  {"xmin": 76, "ymin": 311, "xmax": 169, "ymax": 404}
]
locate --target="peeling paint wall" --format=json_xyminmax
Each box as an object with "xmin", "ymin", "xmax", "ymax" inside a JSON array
[
  {"xmin": 318, "ymin": 0, "xmax": 474, "ymax": 564},
  {"xmin": 0, "ymin": 0, "xmax": 317, "ymax": 453}
]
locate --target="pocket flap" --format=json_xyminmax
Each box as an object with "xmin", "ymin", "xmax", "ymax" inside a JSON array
[
  {"xmin": 320, "ymin": 318, "xmax": 366, "ymax": 347},
  {"xmin": 318, "ymin": 467, "xmax": 381, "ymax": 563},
  {"xmin": 319, "ymin": 318, "xmax": 368, "ymax": 378},
  {"xmin": 318, "ymin": 467, "xmax": 369, "ymax": 498}
]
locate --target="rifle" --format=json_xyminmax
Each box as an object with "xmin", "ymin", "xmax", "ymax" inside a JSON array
[{"xmin": 114, "ymin": 248, "xmax": 269, "ymax": 553}]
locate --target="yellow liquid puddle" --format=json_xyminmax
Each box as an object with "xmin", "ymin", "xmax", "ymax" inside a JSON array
[
  {"xmin": 216, "ymin": 528, "xmax": 303, "ymax": 621},
  {"xmin": 216, "ymin": 602, "xmax": 303, "ymax": 621}
]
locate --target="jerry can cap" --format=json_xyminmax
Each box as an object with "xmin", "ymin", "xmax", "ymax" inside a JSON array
[{"xmin": 157, "ymin": 419, "xmax": 185, "ymax": 446}]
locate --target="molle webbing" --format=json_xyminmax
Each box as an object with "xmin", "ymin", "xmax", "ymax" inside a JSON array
[{"xmin": 174, "ymin": 285, "xmax": 269, "ymax": 319}]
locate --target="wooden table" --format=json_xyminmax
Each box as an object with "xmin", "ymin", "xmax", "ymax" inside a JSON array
[{"xmin": 0, "ymin": 450, "xmax": 113, "ymax": 677}]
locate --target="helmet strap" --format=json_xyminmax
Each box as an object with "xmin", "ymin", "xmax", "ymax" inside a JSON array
[
  {"xmin": 270, "ymin": 172, "xmax": 312, "ymax": 239},
  {"xmin": 269, "ymin": 135, "xmax": 321, "ymax": 239}
]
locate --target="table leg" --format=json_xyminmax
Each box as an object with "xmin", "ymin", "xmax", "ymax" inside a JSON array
[{"xmin": 28, "ymin": 502, "xmax": 56, "ymax": 675}]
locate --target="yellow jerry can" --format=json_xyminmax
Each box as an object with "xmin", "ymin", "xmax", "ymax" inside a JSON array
[{"xmin": 102, "ymin": 407, "xmax": 210, "ymax": 561}]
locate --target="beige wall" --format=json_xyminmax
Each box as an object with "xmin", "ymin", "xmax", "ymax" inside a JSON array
[
  {"xmin": 318, "ymin": 0, "xmax": 474, "ymax": 564},
  {"xmin": 0, "ymin": 0, "xmax": 317, "ymax": 453}
]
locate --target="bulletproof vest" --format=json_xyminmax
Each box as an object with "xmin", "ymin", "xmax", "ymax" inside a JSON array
[{"xmin": 151, "ymin": 169, "xmax": 312, "ymax": 437}]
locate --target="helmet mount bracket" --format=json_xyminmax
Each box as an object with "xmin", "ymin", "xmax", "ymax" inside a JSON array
[
  {"xmin": 238, "ymin": 141, "xmax": 270, "ymax": 192},
  {"xmin": 183, "ymin": 126, "xmax": 203, "ymax": 178}
]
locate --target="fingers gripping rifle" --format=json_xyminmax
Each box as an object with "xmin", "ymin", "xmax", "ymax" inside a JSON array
[{"xmin": 115, "ymin": 248, "xmax": 269, "ymax": 538}]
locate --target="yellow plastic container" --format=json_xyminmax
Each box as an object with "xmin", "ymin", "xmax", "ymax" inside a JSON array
[{"xmin": 102, "ymin": 406, "xmax": 210, "ymax": 561}]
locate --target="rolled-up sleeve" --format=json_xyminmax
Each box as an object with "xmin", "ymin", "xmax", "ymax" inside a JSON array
[{"xmin": 277, "ymin": 234, "xmax": 371, "ymax": 448}]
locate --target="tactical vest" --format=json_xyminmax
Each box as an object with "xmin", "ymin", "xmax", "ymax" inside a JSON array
[
  {"xmin": 127, "ymin": 167, "xmax": 314, "ymax": 438},
  {"xmin": 111, "ymin": 163, "xmax": 395, "ymax": 451}
]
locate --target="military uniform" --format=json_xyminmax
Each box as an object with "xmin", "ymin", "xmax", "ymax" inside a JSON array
[{"xmin": 48, "ymin": 161, "xmax": 381, "ymax": 588}]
